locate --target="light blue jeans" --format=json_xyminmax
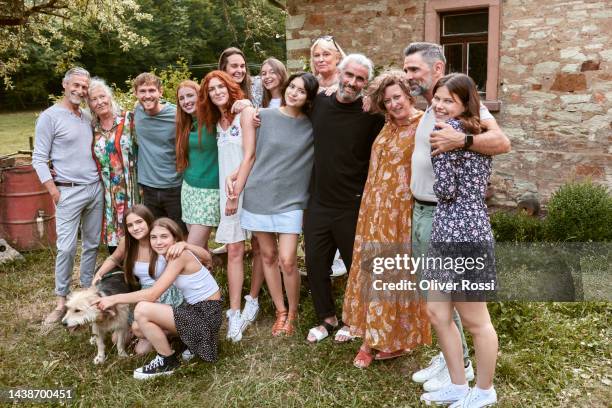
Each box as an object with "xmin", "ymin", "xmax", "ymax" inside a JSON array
[
  {"xmin": 54, "ymin": 182, "xmax": 103, "ymax": 296},
  {"xmin": 412, "ymin": 202, "xmax": 470, "ymax": 364}
]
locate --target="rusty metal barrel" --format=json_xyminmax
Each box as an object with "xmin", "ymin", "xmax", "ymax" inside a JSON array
[{"xmin": 0, "ymin": 155, "xmax": 56, "ymax": 251}]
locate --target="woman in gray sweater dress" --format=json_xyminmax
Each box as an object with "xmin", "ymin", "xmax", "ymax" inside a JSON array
[{"xmin": 226, "ymin": 72, "xmax": 319, "ymax": 337}]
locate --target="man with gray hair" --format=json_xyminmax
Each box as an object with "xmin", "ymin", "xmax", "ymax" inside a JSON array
[
  {"xmin": 404, "ymin": 42, "xmax": 509, "ymax": 406},
  {"xmin": 304, "ymin": 53, "xmax": 385, "ymax": 343},
  {"xmin": 33, "ymin": 67, "xmax": 103, "ymax": 324}
]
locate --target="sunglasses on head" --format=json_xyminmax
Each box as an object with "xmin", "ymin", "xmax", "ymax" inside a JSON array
[{"xmin": 313, "ymin": 35, "xmax": 340, "ymax": 52}]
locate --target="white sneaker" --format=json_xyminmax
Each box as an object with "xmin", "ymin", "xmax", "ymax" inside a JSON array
[
  {"xmin": 412, "ymin": 352, "xmax": 446, "ymax": 383},
  {"xmin": 241, "ymin": 295, "xmax": 259, "ymax": 330},
  {"xmin": 330, "ymin": 258, "xmax": 347, "ymax": 277},
  {"xmin": 449, "ymin": 387, "xmax": 497, "ymax": 408},
  {"xmin": 181, "ymin": 349, "xmax": 195, "ymax": 362},
  {"xmin": 424, "ymin": 360, "xmax": 475, "ymax": 392},
  {"xmin": 226, "ymin": 309, "xmax": 243, "ymax": 342},
  {"xmin": 212, "ymin": 244, "xmax": 228, "ymax": 255},
  {"xmin": 420, "ymin": 383, "xmax": 469, "ymax": 406}
]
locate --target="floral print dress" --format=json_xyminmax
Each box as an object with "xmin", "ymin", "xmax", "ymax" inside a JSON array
[
  {"xmin": 342, "ymin": 113, "xmax": 432, "ymax": 353},
  {"xmin": 424, "ymin": 119, "xmax": 496, "ymax": 300},
  {"xmin": 92, "ymin": 112, "xmax": 139, "ymax": 247}
]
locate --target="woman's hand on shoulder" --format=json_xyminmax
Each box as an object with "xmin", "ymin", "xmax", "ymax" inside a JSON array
[
  {"xmin": 231, "ymin": 99, "xmax": 253, "ymax": 114},
  {"xmin": 166, "ymin": 241, "xmax": 187, "ymax": 260},
  {"xmin": 323, "ymin": 84, "xmax": 338, "ymax": 96}
]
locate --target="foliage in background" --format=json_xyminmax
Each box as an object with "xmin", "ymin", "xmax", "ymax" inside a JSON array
[
  {"xmin": 2, "ymin": 0, "xmax": 286, "ymax": 110},
  {"xmin": 491, "ymin": 182, "xmax": 611, "ymax": 243},
  {"xmin": 544, "ymin": 181, "xmax": 612, "ymax": 242},
  {"xmin": 49, "ymin": 60, "xmax": 194, "ymax": 111},
  {"xmin": 490, "ymin": 211, "xmax": 544, "ymax": 243},
  {"xmin": 0, "ymin": 0, "xmax": 152, "ymax": 89}
]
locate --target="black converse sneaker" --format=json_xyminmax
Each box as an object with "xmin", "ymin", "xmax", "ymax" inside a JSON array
[{"xmin": 133, "ymin": 353, "xmax": 180, "ymax": 380}]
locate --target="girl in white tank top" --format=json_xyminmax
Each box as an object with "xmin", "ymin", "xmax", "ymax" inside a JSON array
[{"xmin": 97, "ymin": 217, "xmax": 222, "ymax": 379}]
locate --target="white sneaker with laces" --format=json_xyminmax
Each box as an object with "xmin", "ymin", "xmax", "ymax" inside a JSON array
[
  {"xmin": 241, "ymin": 295, "xmax": 259, "ymax": 330},
  {"xmin": 449, "ymin": 386, "xmax": 497, "ymax": 408},
  {"xmin": 420, "ymin": 383, "xmax": 469, "ymax": 406},
  {"xmin": 412, "ymin": 352, "xmax": 446, "ymax": 383},
  {"xmin": 423, "ymin": 360, "xmax": 475, "ymax": 392},
  {"xmin": 212, "ymin": 244, "xmax": 228, "ymax": 255},
  {"xmin": 181, "ymin": 349, "xmax": 195, "ymax": 362},
  {"xmin": 226, "ymin": 309, "xmax": 243, "ymax": 342}
]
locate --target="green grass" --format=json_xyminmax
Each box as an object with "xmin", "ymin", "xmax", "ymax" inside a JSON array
[
  {"xmin": 1, "ymin": 249, "xmax": 610, "ymax": 407},
  {"xmin": 0, "ymin": 111, "xmax": 39, "ymax": 155}
]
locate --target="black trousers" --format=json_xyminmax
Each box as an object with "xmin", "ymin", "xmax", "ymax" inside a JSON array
[
  {"xmin": 140, "ymin": 184, "xmax": 187, "ymax": 234},
  {"xmin": 304, "ymin": 197, "xmax": 360, "ymax": 321}
]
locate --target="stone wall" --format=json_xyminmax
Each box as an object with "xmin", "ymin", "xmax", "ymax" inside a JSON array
[{"xmin": 286, "ymin": 0, "xmax": 612, "ymax": 207}]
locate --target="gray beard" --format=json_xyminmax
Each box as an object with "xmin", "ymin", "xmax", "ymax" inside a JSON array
[{"xmin": 337, "ymin": 84, "xmax": 361, "ymax": 102}]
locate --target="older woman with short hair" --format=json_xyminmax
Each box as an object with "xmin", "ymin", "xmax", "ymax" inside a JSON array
[
  {"xmin": 88, "ymin": 77, "xmax": 139, "ymax": 253},
  {"xmin": 310, "ymin": 35, "xmax": 346, "ymax": 93},
  {"xmin": 341, "ymin": 70, "xmax": 431, "ymax": 368}
]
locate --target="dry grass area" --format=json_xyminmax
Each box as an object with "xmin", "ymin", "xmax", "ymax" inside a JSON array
[
  {"xmin": 1, "ymin": 248, "xmax": 610, "ymax": 407},
  {"xmin": 0, "ymin": 111, "xmax": 39, "ymax": 155}
]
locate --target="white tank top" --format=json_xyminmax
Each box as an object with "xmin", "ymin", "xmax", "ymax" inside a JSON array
[
  {"xmin": 133, "ymin": 257, "xmax": 166, "ymax": 286},
  {"xmin": 173, "ymin": 251, "xmax": 219, "ymax": 304}
]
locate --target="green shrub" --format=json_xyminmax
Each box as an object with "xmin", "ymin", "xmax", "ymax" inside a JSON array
[
  {"xmin": 544, "ymin": 181, "xmax": 612, "ymax": 242},
  {"xmin": 490, "ymin": 210, "xmax": 544, "ymax": 242}
]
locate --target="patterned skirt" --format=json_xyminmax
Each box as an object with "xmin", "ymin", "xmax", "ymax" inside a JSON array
[
  {"xmin": 173, "ymin": 298, "xmax": 223, "ymax": 362},
  {"xmin": 141, "ymin": 283, "xmax": 184, "ymax": 308},
  {"xmin": 181, "ymin": 181, "xmax": 220, "ymax": 226}
]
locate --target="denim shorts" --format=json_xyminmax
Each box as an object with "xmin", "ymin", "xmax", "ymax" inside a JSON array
[{"xmin": 240, "ymin": 208, "xmax": 303, "ymax": 234}]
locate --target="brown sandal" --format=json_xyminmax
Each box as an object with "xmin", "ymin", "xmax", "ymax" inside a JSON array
[
  {"xmin": 272, "ymin": 310, "xmax": 288, "ymax": 337},
  {"xmin": 282, "ymin": 312, "xmax": 298, "ymax": 336},
  {"xmin": 353, "ymin": 347, "xmax": 374, "ymax": 369}
]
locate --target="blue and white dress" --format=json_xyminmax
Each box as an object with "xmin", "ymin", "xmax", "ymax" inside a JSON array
[{"xmin": 216, "ymin": 113, "xmax": 250, "ymax": 243}]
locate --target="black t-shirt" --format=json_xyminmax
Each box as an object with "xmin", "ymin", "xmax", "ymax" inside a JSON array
[{"xmin": 309, "ymin": 92, "xmax": 385, "ymax": 209}]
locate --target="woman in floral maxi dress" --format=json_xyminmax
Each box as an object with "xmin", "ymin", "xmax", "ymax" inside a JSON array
[{"xmin": 342, "ymin": 71, "xmax": 431, "ymax": 368}]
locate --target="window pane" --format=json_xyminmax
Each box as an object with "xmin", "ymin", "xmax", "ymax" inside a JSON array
[
  {"xmin": 443, "ymin": 11, "xmax": 488, "ymax": 36},
  {"xmin": 468, "ymin": 42, "xmax": 488, "ymax": 94},
  {"xmin": 443, "ymin": 43, "xmax": 463, "ymax": 74}
]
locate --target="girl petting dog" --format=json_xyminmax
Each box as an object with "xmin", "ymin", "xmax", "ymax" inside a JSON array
[
  {"xmin": 92, "ymin": 204, "xmax": 210, "ymax": 356},
  {"xmin": 97, "ymin": 217, "xmax": 222, "ymax": 380}
]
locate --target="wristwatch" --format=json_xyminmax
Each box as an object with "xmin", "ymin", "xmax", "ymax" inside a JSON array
[{"xmin": 464, "ymin": 133, "xmax": 474, "ymax": 149}]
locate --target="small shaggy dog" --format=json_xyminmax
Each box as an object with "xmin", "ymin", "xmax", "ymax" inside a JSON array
[{"xmin": 61, "ymin": 270, "xmax": 133, "ymax": 364}]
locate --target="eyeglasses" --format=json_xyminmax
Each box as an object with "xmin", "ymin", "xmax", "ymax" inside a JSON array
[{"xmin": 313, "ymin": 35, "xmax": 340, "ymax": 52}]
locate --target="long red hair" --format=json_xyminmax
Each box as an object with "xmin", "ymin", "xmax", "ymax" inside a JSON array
[
  {"xmin": 175, "ymin": 80, "xmax": 200, "ymax": 173},
  {"xmin": 198, "ymin": 70, "xmax": 244, "ymax": 134}
]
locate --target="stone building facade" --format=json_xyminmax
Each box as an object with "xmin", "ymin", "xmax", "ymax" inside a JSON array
[{"xmin": 286, "ymin": 0, "xmax": 611, "ymax": 206}]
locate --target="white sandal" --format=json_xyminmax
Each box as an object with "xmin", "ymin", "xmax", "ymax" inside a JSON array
[{"xmin": 334, "ymin": 326, "xmax": 355, "ymax": 343}]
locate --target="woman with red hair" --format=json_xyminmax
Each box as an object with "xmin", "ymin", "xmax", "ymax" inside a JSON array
[
  {"xmin": 198, "ymin": 70, "xmax": 249, "ymax": 342},
  {"xmin": 175, "ymin": 80, "xmax": 219, "ymax": 252}
]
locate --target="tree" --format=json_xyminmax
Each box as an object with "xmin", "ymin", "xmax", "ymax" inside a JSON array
[
  {"xmin": 0, "ymin": 0, "xmax": 152, "ymax": 88},
  {"xmin": 0, "ymin": 0, "xmax": 286, "ymax": 109}
]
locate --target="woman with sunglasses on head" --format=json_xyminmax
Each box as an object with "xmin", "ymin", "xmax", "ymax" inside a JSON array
[
  {"xmin": 310, "ymin": 35, "xmax": 346, "ymax": 94},
  {"xmin": 226, "ymin": 72, "xmax": 319, "ymax": 336}
]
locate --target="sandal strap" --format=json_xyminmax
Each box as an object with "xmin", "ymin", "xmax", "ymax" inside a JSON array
[{"xmin": 272, "ymin": 310, "xmax": 288, "ymax": 335}]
